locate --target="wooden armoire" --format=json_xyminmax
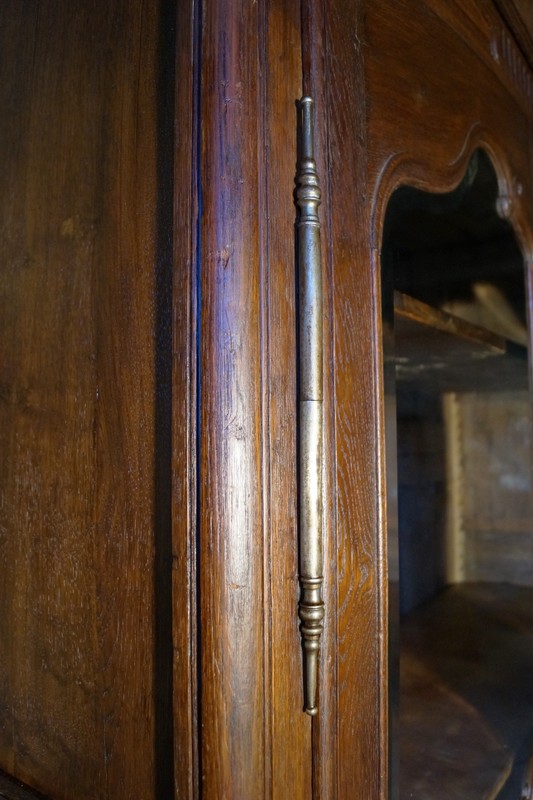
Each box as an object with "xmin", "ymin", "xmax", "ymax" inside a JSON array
[{"xmin": 2, "ymin": 1, "xmax": 533, "ymax": 798}]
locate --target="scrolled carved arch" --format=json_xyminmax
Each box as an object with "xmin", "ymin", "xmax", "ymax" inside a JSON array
[{"xmin": 371, "ymin": 122, "xmax": 533, "ymax": 265}]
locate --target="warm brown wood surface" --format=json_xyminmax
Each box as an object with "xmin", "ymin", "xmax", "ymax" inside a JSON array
[
  {"xmin": 494, "ymin": 0, "xmax": 533, "ymax": 69},
  {"xmin": 0, "ymin": 2, "xmax": 173, "ymax": 798},
  {"xmin": 3, "ymin": 1, "xmax": 533, "ymax": 797},
  {"xmin": 322, "ymin": 0, "xmax": 387, "ymax": 794},
  {"xmin": 197, "ymin": 1, "xmax": 311, "ymax": 797},
  {"xmin": 313, "ymin": 0, "xmax": 533, "ymax": 795},
  {"xmin": 264, "ymin": 4, "xmax": 314, "ymax": 798},
  {"xmin": 173, "ymin": 1, "xmax": 199, "ymax": 798}
]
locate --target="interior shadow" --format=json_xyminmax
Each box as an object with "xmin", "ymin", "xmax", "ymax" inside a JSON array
[{"xmin": 381, "ymin": 149, "xmax": 533, "ymax": 799}]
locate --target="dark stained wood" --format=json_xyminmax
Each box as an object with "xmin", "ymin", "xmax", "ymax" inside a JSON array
[
  {"xmin": 394, "ymin": 291, "xmax": 528, "ymax": 392},
  {"xmin": 0, "ymin": 2, "xmax": 171, "ymax": 798},
  {"xmin": 322, "ymin": 0, "xmax": 386, "ymax": 795},
  {"xmin": 173, "ymin": 0, "xmax": 199, "ymax": 797},
  {"xmin": 312, "ymin": 0, "xmax": 533, "ymax": 795},
  {"xmin": 401, "ymin": 583, "xmax": 533, "ymax": 799},
  {"xmin": 199, "ymin": 2, "xmax": 265, "ymax": 795},
  {"xmin": 3, "ymin": 1, "xmax": 533, "ymax": 797},
  {"xmin": 264, "ymin": 2, "xmax": 314, "ymax": 798},
  {"xmin": 197, "ymin": 1, "xmax": 308, "ymax": 796},
  {"xmin": 494, "ymin": 0, "xmax": 533, "ymax": 69},
  {"xmin": 401, "ymin": 655, "xmax": 513, "ymax": 800}
]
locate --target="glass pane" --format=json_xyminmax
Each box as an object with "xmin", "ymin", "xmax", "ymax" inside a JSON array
[{"xmin": 381, "ymin": 151, "xmax": 533, "ymax": 799}]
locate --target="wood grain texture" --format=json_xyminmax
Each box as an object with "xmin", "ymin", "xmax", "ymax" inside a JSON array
[
  {"xmin": 199, "ymin": 2, "xmax": 265, "ymax": 796},
  {"xmin": 173, "ymin": 0, "xmax": 199, "ymax": 798},
  {"xmin": 321, "ymin": 1, "xmax": 385, "ymax": 797},
  {"xmin": 309, "ymin": 0, "xmax": 533, "ymax": 795},
  {"xmin": 197, "ymin": 1, "xmax": 311, "ymax": 796},
  {"xmin": 0, "ymin": 2, "xmax": 172, "ymax": 797},
  {"xmin": 494, "ymin": 0, "xmax": 533, "ymax": 69},
  {"xmin": 263, "ymin": 2, "xmax": 313, "ymax": 798},
  {"xmin": 367, "ymin": 1, "xmax": 533, "ymax": 244}
]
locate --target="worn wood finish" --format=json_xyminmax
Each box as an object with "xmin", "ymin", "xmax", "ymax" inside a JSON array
[
  {"xmin": 0, "ymin": 2, "xmax": 172, "ymax": 798},
  {"xmin": 4, "ymin": 2, "xmax": 533, "ymax": 797},
  {"xmin": 173, "ymin": 0, "xmax": 199, "ymax": 797},
  {"xmin": 322, "ymin": 0, "xmax": 388, "ymax": 795},
  {"xmin": 367, "ymin": 2, "xmax": 533, "ymax": 244},
  {"xmin": 264, "ymin": 3, "xmax": 314, "ymax": 797},
  {"xmin": 199, "ymin": 4, "xmax": 264, "ymax": 794},
  {"xmin": 312, "ymin": 0, "xmax": 533, "ymax": 794},
  {"xmin": 197, "ymin": 1, "xmax": 309, "ymax": 796},
  {"xmin": 493, "ymin": 0, "xmax": 533, "ymax": 69}
]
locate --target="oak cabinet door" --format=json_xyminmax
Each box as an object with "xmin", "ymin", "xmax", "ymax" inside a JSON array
[{"xmin": 0, "ymin": 2, "xmax": 174, "ymax": 797}]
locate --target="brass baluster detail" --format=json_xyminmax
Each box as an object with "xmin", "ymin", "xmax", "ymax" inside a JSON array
[{"xmin": 296, "ymin": 96, "xmax": 324, "ymax": 716}]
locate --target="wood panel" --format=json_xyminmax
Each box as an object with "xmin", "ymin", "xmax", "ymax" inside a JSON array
[
  {"xmin": 323, "ymin": 0, "xmax": 385, "ymax": 795},
  {"xmin": 199, "ymin": 3, "xmax": 265, "ymax": 794},
  {"xmin": 314, "ymin": 0, "xmax": 533, "ymax": 795},
  {"xmin": 264, "ymin": 2, "xmax": 313, "ymax": 798},
  {"xmin": 0, "ymin": 2, "xmax": 172, "ymax": 798},
  {"xmin": 197, "ymin": 1, "xmax": 313, "ymax": 796},
  {"xmin": 173, "ymin": 0, "xmax": 199, "ymax": 797}
]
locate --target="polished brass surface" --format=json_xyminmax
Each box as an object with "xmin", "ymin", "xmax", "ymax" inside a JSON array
[{"xmin": 296, "ymin": 96, "xmax": 324, "ymax": 716}]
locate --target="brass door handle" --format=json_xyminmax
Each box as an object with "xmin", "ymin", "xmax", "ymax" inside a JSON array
[{"xmin": 296, "ymin": 97, "xmax": 324, "ymax": 716}]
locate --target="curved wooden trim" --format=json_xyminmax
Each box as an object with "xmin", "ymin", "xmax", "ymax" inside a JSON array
[{"xmin": 371, "ymin": 123, "xmax": 533, "ymax": 262}]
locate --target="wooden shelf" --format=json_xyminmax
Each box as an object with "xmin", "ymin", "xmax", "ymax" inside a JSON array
[
  {"xmin": 400, "ymin": 583, "xmax": 533, "ymax": 799},
  {"xmin": 394, "ymin": 292, "xmax": 528, "ymax": 392}
]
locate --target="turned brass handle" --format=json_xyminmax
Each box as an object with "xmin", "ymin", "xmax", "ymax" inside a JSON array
[{"xmin": 296, "ymin": 96, "xmax": 324, "ymax": 716}]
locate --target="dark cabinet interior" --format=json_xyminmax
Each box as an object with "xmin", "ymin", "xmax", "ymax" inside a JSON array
[{"xmin": 382, "ymin": 151, "xmax": 533, "ymax": 798}]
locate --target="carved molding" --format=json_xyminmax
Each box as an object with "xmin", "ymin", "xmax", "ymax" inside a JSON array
[
  {"xmin": 372, "ymin": 125, "xmax": 533, "ymax": 264},
  {"xmin": 493, "ymin": 0, "xmax": 533, "ymax": 70},
  {"xmin": 490, "ymin": 25, "xmax": 533, "ymax": 110},
  {"xmin": 424, "ymin": 0, "xmax": 533, "ymax": 116}
]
